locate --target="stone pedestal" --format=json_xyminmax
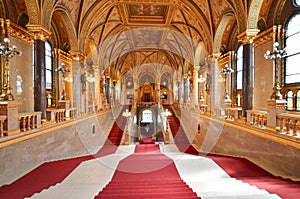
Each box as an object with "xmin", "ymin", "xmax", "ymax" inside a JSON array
[
  {"xmin": 0, "ymin": 101, "xmax": 20, "ymax": 135},
  {"xmin": 219, "ymin": 99, "xmax": 232, "ymax": 117},
  {"xmin": 57, "ymin": 100, "xmax": 70, "ymax": 118},
  {"xmin": 266, "ymin": 99, "xmax": 287, "ymax": 131}
]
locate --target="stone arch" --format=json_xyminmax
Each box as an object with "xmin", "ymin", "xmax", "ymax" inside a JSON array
[
  {"xmin": 248, "ymin": 0, "xmax": 265, "ymax": 29},
  {"xmin": 52, "ymin": 6, "xmax": 78, "ymax": 52},
  {"xmin": 24, "ymin": 0, "xmax": 40, "ymax": 24},
  {"xmin": 43, "ymin": 0, "xmax": 57, "ymax": 29},
  {"xmin": 213, "ymin": 14, "xmax": 233, "ymax": 54}
]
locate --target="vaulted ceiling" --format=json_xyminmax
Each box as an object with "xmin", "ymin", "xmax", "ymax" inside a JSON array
[{"xmin": 2, "ymin": 0, "xmax": 282, "ymax": 76}]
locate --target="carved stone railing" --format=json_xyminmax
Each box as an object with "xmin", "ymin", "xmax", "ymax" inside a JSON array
[
  {"xmin": 277, "ymin": 113, "xmax": 300, "ymax": 137},
  {"xmin": 225, "ymin": 107, "xmax": 242, "ymax": 121},
  {"xmin": 46, "ymin": 109, "xmax": 66, "ymax": 123},
  {"xmin": 0, "ymin": 116, "xmax": 7, "ymax": 137},
  {"xmin": 18, "ymin": 112, "xmax": 42, "ymax": 132},
  {"xmin": 246, "ymin": 110, "xmax": 268, "ymax": 129}
]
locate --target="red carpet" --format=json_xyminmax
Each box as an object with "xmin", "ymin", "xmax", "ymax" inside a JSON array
[
  {"xmin": 164, "ymin": 105, "xmax": 198, "ymax": 155},
  {"xmin": 0, "ymin": 107, "xmax": 127, "ymax": 199},
  {"xmin": 95, "ymin": 144, "xmax": 199, "ymax": 199},
  {"xmin": 208, "ymin": 155, "xmax": 300, "ymax": 199}
]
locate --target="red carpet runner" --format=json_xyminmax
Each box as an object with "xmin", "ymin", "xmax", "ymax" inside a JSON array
[
  {"xmin": 208, "ymin": 155, "xmax": 300, "ymax": 199},
  {"xmin": 164, "ymin": 105, "xmax": 198, "ymax": 155},
  {"xmin": 0, "ymin": 107, "xmax": 128, "ymax": 199},
  {"xmin": 165, "ymin": 105, "xmax": 300, "ymax": 199},
  {"xmin": 95, "ymin": 144, "xmax": 199, "ymax": 199}
]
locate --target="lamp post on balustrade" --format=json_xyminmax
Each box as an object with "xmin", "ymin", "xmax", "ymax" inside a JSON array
[
  {"xmin": 264, "ymin": 42, "xmax": 287, "ymax": 100},
  {"xmin": 56, "ymin": 62, "xmax": 70, "ymax": 100},
  {"xmin": 220, "ymin": 64, "xmax": 234, "ymax": 101},
  {"xmin": 122, "ymin": 108, "xmax": 132, "ymax": 144},
  {"xmin": 0, "ymin": 37, "xmax": 22, "ymax": 101}
]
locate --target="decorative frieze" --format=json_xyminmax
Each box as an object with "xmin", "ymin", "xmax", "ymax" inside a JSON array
[{"xmin": 253, "ymin": 27, "xmax": 273, "ymax": 48}]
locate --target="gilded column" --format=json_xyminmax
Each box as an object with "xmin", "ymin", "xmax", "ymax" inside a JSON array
[{"xmin": 27, "ymin": 25, "xmax": 51, "ymax": 119}]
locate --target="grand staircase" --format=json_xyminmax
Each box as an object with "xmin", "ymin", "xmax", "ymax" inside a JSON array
[{"xmin": 94, "ymin": 144, "xmax": 199, "ymax": 199}]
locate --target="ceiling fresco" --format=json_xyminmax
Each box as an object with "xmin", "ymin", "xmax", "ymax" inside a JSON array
[{"xmin": 4, "ymin": 0, "xmax": 281, "ymax": 74}]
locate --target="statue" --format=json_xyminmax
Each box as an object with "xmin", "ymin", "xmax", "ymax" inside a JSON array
[{"xmin": 81, "ymin": 72, "xmax": 87, "ymax": 91}]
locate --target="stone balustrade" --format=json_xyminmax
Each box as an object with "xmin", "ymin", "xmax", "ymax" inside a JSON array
[
  {"xmin": 277, "ymin": 113, "xmax": 300, "ymax": 137},
  {"xmin": 246, "ymin": 110, "xmax": 268, "ymax": 129},
  {"xmin": 46, "ymin": 109, "xmax": 66, "ymax": 123},
  {"xmin": 0, "ymin": 116, "xmax": 7, "ymax": 137},
  {"xmin": 225, "ymin": 107, "xmax": 242, "ymax": 121},
  {"xmin": 18, "ymin": 112, "xmax": 42, "ymax": 132}
]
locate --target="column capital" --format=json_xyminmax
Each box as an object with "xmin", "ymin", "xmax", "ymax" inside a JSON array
[
  {"xmin": 27, "ymin": 24, "xmax": 51, "ymax": 41},
  {"xmin": 53, "ymin": 49, "xmax": 73, "ymax": 64},
  {"xmin": 207, "ymin": 53, "xmax": 221, "ymax": 63},
  {"xmin": 70, "ymin": 51, "xmax": 86, "ymax": 61},
  {"xmin": 238, "ymin": 29, "xmax": 260, "ymax": 44}
]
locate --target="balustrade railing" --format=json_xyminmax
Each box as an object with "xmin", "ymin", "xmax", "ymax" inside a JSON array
[
  {"xmin": 246, "ymin": 110, "xmax": 268, "ymax": 129},
  {"xmin": 277, "ymin": 113, "xmax": 300, "ymax": 137}
]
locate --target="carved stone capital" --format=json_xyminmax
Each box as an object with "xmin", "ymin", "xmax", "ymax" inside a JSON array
[
  {"xmin": 70, "ymin": 51, "xmax": 86, "ymax": 62},
  {"xmin": 238, "ymin": 29, "xmax": 260, "ymax": 44},
  {"xmin": 27, "ymin": 24, "xmax": 51, "ymax": 41}
]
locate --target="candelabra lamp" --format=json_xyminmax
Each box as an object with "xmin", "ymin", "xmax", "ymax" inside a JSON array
[
  {"xmin": 264, "ymin": 42, "xmax": 287, "ymax": 100},
  {"xmin": 0, "ymin": 38, "xmax": 22, "ymax": 101},
  {"xmin": 220, "ymin": 64, "xmax": 234, "ymax": 101},
  {"xmin": 56, "ymin": 63, "xmax": 70, "ymax": 100}
]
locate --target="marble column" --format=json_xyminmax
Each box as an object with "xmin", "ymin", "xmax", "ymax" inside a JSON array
[
  {"xmin": 242, "ymin": 43, "xmax": 254, "ymax": 116},
  {"xmin": 208, "ymin": 54, "xmax": 219, "ymax": 115},
  {"xmin": 183, "ymin": 75, "xmax": 190, "ymax": 103},
  {"xmin": 33, "ymin": 40, "xmax": 46, "ymax": 119},
  {"xmin": 71, "ymin": 52, "xmax": 85, "ymax": 115},
  {"xmin": 105, "ymin": 75, "xmax": 110, "ymax": 104}
]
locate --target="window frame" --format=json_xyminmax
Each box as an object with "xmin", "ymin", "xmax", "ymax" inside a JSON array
[
  {"xmin": 284, "ymin": 12, "xmax": 300, "ymax": 85},
  {"xmin": 45, "ymin": 41, "xmax": 53, "ymax": 90},
  {"xmin": 236, "ymin": 45, "xmax": 243, "ymax": 90}
]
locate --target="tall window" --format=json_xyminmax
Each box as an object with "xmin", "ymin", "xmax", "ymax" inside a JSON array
[
  {"xmin": 45, "ymin": 41, "xmax": 53, "ymax": 89},
  {"xmin": 236, "ymin": 45, "xmax": 243, "ymax": 89},
  {"xmin": 297, "ymin": 90, "xmax": 300, "ymax": 111},
  {"xmin": 286, "ymin": 91, "xmax": 294, "ymax": 110},
  {"xmin": 285, "ymin": 13, "xmax": 300, "ymax": 84}
]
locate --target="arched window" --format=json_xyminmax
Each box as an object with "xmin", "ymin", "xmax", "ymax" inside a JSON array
[
  {"xmin": 45, "ymin": 41, "xmax": 53, "ymax": 89},
  {"xmin": 236, "ymin": 45, "xmax": 243, "ymax": 90},
  {"xmin": 296, "ymin": 90, "xmax": 300, "ymax": 111},
  {"xmin": 286, "ymin": 91, "xmax": 294, "ymax": 110},
  {"xmin": 285, "ymin": 13, "xmax": 300, "ymax": 84}
]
